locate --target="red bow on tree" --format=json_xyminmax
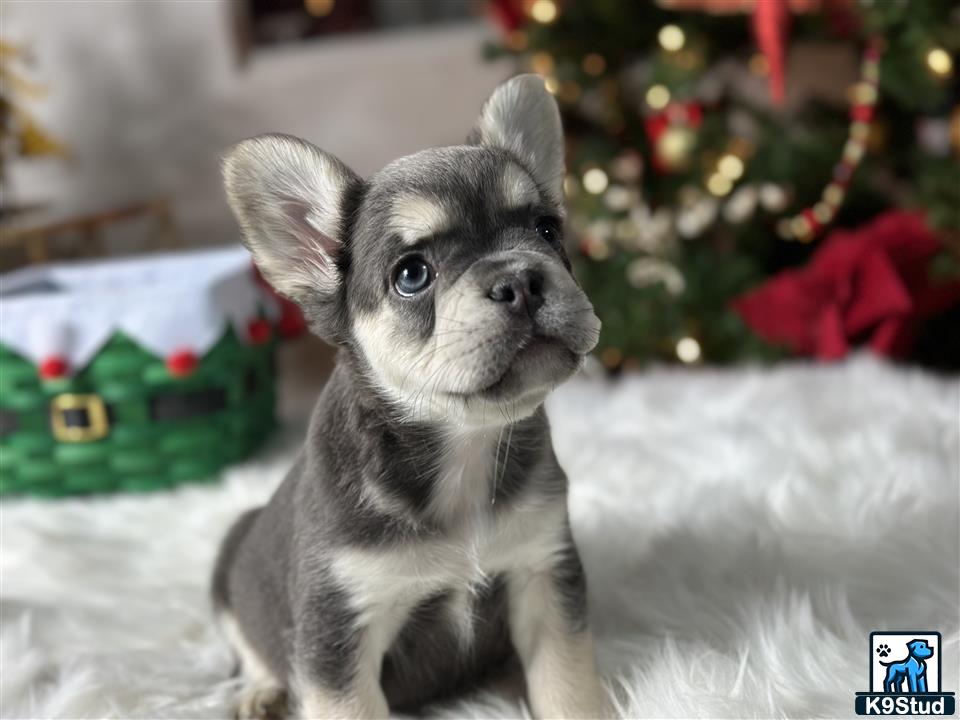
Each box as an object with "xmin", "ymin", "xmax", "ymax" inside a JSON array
[{"xmin": 733, "ymin": 211, "xmax": 960, "ymax": 360}]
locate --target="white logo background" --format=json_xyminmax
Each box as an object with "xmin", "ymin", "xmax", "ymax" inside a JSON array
[{"xmin": 871, "ymin": 632, "xmax": 941, "ymax": 693}]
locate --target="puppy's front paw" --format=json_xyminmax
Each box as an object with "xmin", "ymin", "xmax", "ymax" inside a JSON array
[
  {"xmin": 234, "ymin": 684, "xmax": 288, "ymax": 720},
  {"xmin": 530, "ymin": 675, "xmax": 616, "ymax": 719}
]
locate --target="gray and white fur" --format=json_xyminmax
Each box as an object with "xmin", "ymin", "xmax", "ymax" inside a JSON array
[{"xmin": 212, "ymin": 74, "xmax": 609, "ymax": 719}]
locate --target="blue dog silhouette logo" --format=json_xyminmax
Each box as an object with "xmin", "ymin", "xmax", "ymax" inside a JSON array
[
  {"xmin": 855, "ymin": 631, "xmax": 955, "ymax": 716},
  {"xmin": 880, "ymin": 638, "xmax": 933, "ymax": 693}
]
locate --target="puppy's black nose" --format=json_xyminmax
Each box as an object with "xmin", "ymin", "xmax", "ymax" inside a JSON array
[{"xmin": 488, "ymin": 269, "xmax": 545, "ymax": 317}]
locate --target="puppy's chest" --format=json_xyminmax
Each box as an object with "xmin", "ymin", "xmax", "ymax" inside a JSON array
[
  {"xmin": 332, "ymin": 503, "xmax": 563, "ymax": 618},
  {"xmin": 335, "ymin": 431, "xmax": 565, "ymax": 610}
]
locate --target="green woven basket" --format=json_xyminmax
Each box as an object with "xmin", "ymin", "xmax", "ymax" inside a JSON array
[{"xmin": 0, "ymin": 328, "xmax": 276, "ymax": 497}]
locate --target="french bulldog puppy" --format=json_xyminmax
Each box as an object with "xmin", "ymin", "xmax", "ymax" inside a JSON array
[{"xmin": 213, "ymin": 74, "xmax": 608, "ymax": 719}]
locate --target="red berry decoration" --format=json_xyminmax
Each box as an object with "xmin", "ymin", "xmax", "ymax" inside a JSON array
[
  {"xmin": 39, "ymin": 355, "xmax": 69, "ymax": 380},
  {"xmin": 277, "ymin": 305, "xmax": 306, "ymax": 338},
  {"xmin": 247, "ymin": 318, "xmax": 272, "ymax": 345},
  {"xmin": 251, "ymin": 262, "xmax": 306, "ymax": 339},
  {"xmin": 166, "ymin": 350, "xmax": 199, "ymax": 377}
]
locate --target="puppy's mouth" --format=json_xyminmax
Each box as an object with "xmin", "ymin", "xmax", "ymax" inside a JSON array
[{"xmin": 462, "ymin": 334, "xmax": 581, "ymax": 401}]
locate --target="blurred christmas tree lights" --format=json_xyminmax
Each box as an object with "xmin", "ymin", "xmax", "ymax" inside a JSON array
[{"xmin": 486, "ymin": 0, "xmax": 960, "ymax": 369}]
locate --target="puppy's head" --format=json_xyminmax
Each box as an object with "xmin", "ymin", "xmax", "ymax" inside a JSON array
[{"xmin": 224, "ymin": 75, "xmax": 600, "ymax": 427}]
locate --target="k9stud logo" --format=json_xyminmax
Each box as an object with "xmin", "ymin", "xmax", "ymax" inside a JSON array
[{"xmin": 855, "ymin": 632, "xmax": 955, "ymax": 715}]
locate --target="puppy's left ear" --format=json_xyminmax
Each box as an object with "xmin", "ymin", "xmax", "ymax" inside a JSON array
[{"xmin": 470, "ymin": 74, "xmax": 564, "ymax": 205}]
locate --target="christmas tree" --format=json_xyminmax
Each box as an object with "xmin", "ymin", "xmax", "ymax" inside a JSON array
[{"xmin": 487, "ymin": 0, "xmax": 960, "ymax": 369}]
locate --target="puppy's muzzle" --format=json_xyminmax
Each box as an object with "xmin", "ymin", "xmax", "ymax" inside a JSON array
[
  {"xmin": 464, "ymin": 249, "xmax": 600, "ymax": 358},
  {"xmin": 487, "ymin": 268, "xmax": 545, "ymax": 318}
]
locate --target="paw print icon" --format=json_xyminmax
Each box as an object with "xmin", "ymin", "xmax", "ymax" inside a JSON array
[{"xmin": 876, "ymin": 643, "xmax": 891, "ymax": 658}]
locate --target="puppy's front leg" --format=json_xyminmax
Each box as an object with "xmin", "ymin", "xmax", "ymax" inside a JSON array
[
  {"xmin": 508, "ymin": 545, "xmax": 611, "ymax": 719},
  {"xmin": 293, "ymin": 637, "xmax": 389, "ymax": 719},
  {"xmin": 291, "ymin": 592, "xmax": 391, "ymax": 720}
]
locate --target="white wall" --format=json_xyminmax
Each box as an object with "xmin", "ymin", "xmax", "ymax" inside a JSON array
[
  {"xmin": 3, "ymin": 1, "xmax": 234, "ymax": 217},
  {"xmin": 3, "ymin": 0, "xmax": 509, "ymax": 246}
]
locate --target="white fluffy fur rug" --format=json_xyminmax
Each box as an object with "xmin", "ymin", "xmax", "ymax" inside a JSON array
[{"xmin": 3, "ymin": 355, "xmax": 958, "ymax": 719}]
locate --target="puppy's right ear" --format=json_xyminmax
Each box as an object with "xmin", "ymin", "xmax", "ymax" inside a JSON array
[{"xmin": 222, "ymin": 134, "xmax": 361, "ymax": 305}]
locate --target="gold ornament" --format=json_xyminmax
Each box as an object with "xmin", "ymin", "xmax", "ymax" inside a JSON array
[
  {"xmin": 706, "ymin": 173, "xmax": 733, "ymax": 197},
  {"xmin": 582, "ymin": 167, "xmax": 609, "ymax": 194},
  {"xmin": 658, "ymin": 25, "xmax": 686, "ymax": 52},
  {"xmin": 646, "ymin": 84, "xmax": 671, "ymax": 110},
  {"xmin": 657, "ymin": 126, "xmax": 696, "ymax": 171},
  {"xmin": 675, "ymin": 336, "xmax": 701, "ymax": 364},
  {"xmin": 529, "ymin": 0, "xmax": 559, "ymax": 24},
  {"xmin": 717, "ymin": 153, "xmax": 745, "ymax": 180},
  {"xmin": 529, "ymin": 51, "xmax": 554, "ymax": 76},
  {"xmin": 926, "ymin": 47, "xmax": 953, "ymax": 78},
  {"xmin": 304, "ymin": 0, "xmax": 335, "ymax": 17}
]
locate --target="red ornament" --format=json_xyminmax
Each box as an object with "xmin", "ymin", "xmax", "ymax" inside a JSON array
[
  {"xmin": 644, "ymin": 102, "xmax": 703, "ymax": 174},
  {"xmin": 247, "ymin": 318, "xmax": 272, "ymax": 345},
  {"xmin": 39, "ymin": 355, "xmax": 69, "ymax": 380},
  {"xmin": 166, "ymin": 350, "xmax": 199, "ymax": 377},
  {"xmin": 733, "ymin": 211, "xmax": 960, "ymax": 360},
  {"xmin": 488, "ymin": 0, "xmax": 526, "ymax": 33},
  {"xmin": 277, "ymin": 308, "xmax": 307, "ymax": 338}
]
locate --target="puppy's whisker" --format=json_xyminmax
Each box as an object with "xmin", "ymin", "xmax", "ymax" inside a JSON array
[
  {"xmin": 398, "ymin": 336, "xmax": 470, "ymax": 398},
  {"xmin": 412, "ymin": 353, "xmax": 462, "ymax": 423}
]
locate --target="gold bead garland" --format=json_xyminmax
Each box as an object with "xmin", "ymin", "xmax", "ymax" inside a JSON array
[{"xmin": 777, "ymin": 37, "xmax": 885, "ymax": 243}]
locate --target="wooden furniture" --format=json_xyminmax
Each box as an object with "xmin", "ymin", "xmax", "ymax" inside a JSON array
[{"xmin": 0, "ymin": 197, "xmax": 180, "ymax": 269}]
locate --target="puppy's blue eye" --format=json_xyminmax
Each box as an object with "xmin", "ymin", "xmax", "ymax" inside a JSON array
[
  {"xmin": 394, "ymin": 257, "xmax": 433, "ymax": 297},
  {"xmin": 535, "ymin": 218, "xmax": 561, "ymax": 244}
]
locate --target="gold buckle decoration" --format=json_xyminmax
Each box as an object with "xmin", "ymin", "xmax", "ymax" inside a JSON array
[{"xmin": 50, "ymin": 394, "xmax": 110, "ymax": 443}]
